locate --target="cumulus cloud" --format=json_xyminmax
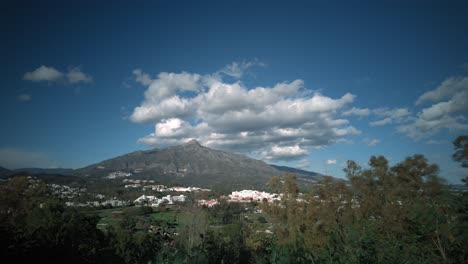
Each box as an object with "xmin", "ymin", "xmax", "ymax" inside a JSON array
[
  {"xmin": 369, "ymin": 118, "xmax": 392, "ymax": 126},
  {"xmin": 133, "ymin": 69, "xmax": 153, "ymax": 86},
  {"xmin": 363, "ymin": 138, "xmax": 380, "ymax": 147},
  {"xmin": 23, "ymin": 65, "xmax": 93, "ymax": 84},
  {"xmin": 326, "ymin": 159, "xmax": 337, "ymax": 165},
  {"xmin": 369, "ymin": 107, "xmax": 412, "ymax": 126},
  {"xmin": 398, "ymin": 115, "xmax": 468, "ymax": 139},
  {"xmin": 129, "ymin": 62, "xmax": 361, "ymax": 163},
  {"xmin": 23, "ymin": 65, "xmax": 63, "ymax": 82},
  {"xmin": 17, "ymin": 94, "xmax": 32, "ymax": 102},
  {"xmin": 261, "ymin": 145, "xmax": 308, "ymax": 161},
  {"xmin": 416, "ymin": 76, "xmax": 468, "ymax": 105},
  {"xmin": 219, "ymin": 59, "xmax": 264, "ymax": 78},
  {"xmin": 66, "ymin": 67, "xmax": 93, "ymax": 83},
  {"xmin": 426, "ymin": 140, "xmax": 447, "ymax": 145},
  {"xmin": 398, "ymin": 76, "xmax": 468, "ymax": 139},
  {"xmin": 342, "ymin": 107, "xmax": 370, "ymax": 116}
]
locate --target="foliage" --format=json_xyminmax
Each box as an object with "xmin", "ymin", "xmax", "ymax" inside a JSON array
[
  {"xmin": 264, "ymin": 155, "xmax": 466, "ymax": 263},
  {"xmin": 453, "ymin": 135, "xmax": 468, "ymax": 168},
  {"xmin": 0, "ymin": 177, "xmax": 118, "ymax": 263},
  {"xmin": 2, "ymin": 149, "xmax": 467, "ymax": 263}
]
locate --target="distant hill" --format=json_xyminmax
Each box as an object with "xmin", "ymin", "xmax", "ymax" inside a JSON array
[
  {"xmin": 2, "ymin": 172, "xmax": 86, "ymax": 186},
  {"xmin": 0, "ymin": 166, "xmax": 12, "ymax": 177},
  {"xmin": 271, "ymin": 165, "xmax": 326, "ymax": 182},
  {"xmin": 75, "ymin": 140, "xmax": 288, "ymax": 190},
  {"xmin": 2, "ymin": 141, "xmax": 335, "ymax": 191},
  {"xmin": 13, "ymin": 168, "xmax": 75, "ymax": 175}
]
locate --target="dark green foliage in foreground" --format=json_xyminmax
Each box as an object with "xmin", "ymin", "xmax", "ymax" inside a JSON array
[
  {"xmin": 264, "ymin": 155, "xmax": 467, "ymax": 264},
  {"xmin": 1, "ymin": 151, "xmax": 467, "ymax": 263},
  {"xmin": 0, "ymin": 177, "xmax": 119, "ymax": 263},
  {"xmin": 107, "ymin": 215, "xmax": 161, "ymax": 264},
  {"xmin": 453, "ymin": 135, "xmax": 468, "ymax": 168}
]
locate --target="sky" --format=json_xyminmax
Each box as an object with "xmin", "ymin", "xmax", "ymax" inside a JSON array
[{"xmin": 1, "ymin": 0, "xmax": 468, "ymax": 183}]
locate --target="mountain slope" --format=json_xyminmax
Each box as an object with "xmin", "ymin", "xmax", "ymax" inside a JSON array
[
  {"xmin": 271, "ymin": 165, "xmax": 326, "ymax": 182},
  {"xmin": 75, "ymin": 140, "xmax": 282, "ymax": 190},
  {"xmin": 0, "ymin": 166, "xmax": 12, "ymax": 177},
  {"xmin": 13, "ymin": 168, "xmax": 74, "ymax": 175}
]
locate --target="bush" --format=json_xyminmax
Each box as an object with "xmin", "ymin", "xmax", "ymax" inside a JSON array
[{"xmin": 257, "ymin": 216, "xmax": 267, "ymax": 223}]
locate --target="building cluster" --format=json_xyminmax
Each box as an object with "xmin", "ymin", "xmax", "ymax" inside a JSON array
[
  {"xmin": 195, "ymin": 190, "xmax": 281, "ymax": 208},
  {"xmin": 167, "ymin": 186, "xmax": 211, "ymax": 192},
  {"xmin": 134, "ymin": 194, "xmax": 187, "ymax": 207},
  {"xmin": 48, "ymin": 184, "xmax": 87, "ymax": 199},
  {"xmin": 106, "ymin": 171, "xmax": 133, "ymax": 179},
  {"xmin": 65, "ymin": 198, "xmax": 128, "ymax": 208},
  {"xmin": 123, "ymin": 178, "xmax": 156, "ymax": 188},
  {"xmin": 196, "ymin": 199, "xmax": 219, "ymax": 208},
  {"xmin": 122, "ymin": 180, "xmax": 210, "ymax": 193},
  {"xmin": 227, "ymin": 190, "xmax": 281, "ymax": 204}
]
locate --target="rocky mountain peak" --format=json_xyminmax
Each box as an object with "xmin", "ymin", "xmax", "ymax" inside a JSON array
[{"xmin": 184, "ymin": 139, "xmax": 201, "ymax": 146}]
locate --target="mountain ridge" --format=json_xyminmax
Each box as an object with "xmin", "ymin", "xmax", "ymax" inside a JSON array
[
  {"xmin": 1, "ymin": 141, "xmax": 333, "ymax": 190},
  {"xmin": 74, "ymin": 140, "xmax": 330, "ymax": 190}
]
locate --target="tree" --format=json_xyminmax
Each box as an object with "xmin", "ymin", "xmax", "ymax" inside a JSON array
[
  {"xmin": 267, "ymin": 176, "xmax": 282, "ymax": 194},
  {"xmin": 453, "ymin": 135, "xmax": 468, "ymax": 168},
  {"xmin": 0, "ymin": 177, "xmax": 117, "ymax": 264},
  {"xmin": 263, "ymin": 155, "xmax": 465, "ymax": 263}
]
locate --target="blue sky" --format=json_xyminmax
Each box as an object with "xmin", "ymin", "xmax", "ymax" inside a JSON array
[{"xmin": 1, "ymin": 1, "xmax": 468, "ymax": 183}]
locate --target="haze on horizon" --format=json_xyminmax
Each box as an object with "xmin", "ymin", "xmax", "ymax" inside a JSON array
[{"xmin": 1, "ymin": 1, "xmax": 468, "ymax": 183}]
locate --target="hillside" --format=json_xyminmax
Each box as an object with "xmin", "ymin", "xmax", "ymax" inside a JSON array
[
  {"xmin": 271, "ymin": 165, "xmax": 326, "ymax": 182},
  {"xmin": 0, "ymin": 166, "xmax": 12, "ymax": 177},
  {"xmin": 75, "ymin": 140, "xmax": 283, "ymax": 190},
  {"xmin": 13, "ymin": 168, "xmax": 75, "ymax": 175}
]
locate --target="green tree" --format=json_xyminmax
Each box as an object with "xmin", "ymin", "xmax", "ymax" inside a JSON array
[
  {"xmin": 109, "ymin": 214, "xmax": 160, "ymax": 264},
  {"xmin": 453, "ymin": 135, "xmax": 468, "ymax": 168},
  {"xmin": 0, "ymin": 176, "xmax": 117, "ymax": 263},
  {"xmin": 267, "ymin": 176, "xmax": 282, "ymax": 193},
  {"xmin": 263, "ymin": 155, "xmax": 464, "ymax": 263}
]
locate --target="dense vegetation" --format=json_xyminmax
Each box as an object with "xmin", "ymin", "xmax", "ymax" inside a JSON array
[{"xmin": 0, "ymin": 136, "xmax": 467, "ymax": 263}]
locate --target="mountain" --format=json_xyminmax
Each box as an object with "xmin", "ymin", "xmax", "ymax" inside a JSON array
[
  {"xmin": 13, "ymin": 168, "xmax": 74, "ymax": 175},
  {"xmin": 0, "ymin": 166, "xmax": 12, "ymax": 177},
  {"xmin": 271, "ymin": 165, "xmax": 326, "ymax": 182},
  {"xmin": 75, "ymin": 140, "xmax": 282, "ymax": 190}
]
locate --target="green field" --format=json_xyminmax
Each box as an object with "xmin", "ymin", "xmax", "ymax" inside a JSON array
[{"xmin": 86, "ymin": 206, "xmax": 196, "ymax": 229}]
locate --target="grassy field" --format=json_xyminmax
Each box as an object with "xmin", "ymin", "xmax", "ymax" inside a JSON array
[
  {"xmin": 150, "ymin": 209, "xmax": 193, "ymax": 226},
  {"xmin": 86, "ymin": 205, "xmax": 270, "ymax": 234},
  {"xmin": 86, "ymin": 206, "xmax": 195, "ymax": 228}
]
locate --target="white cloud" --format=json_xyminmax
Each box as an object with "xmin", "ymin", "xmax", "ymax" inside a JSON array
[
  {"xmin": 129, "ymin": 63, "xmax": 361, "ymax": 163},
  {"xmin": 17, "ymin": 94, "xmax": 32, "ymax": 102},
  {"xmin": 154, "ymin": 118, "xmax": 192, "ymax": 138},
  {"xmin": 369, "ymin": 108, "xmax": 412, "ymax": 126},
  {"xmin": 129, "ymin": 71, "xmax": 202, "ymax": 124},
  {"xmin": 426, "ymin": 140, "xmax": 447, "ymax": 145},
  {"xmin": 326, "ymin": 159, "xmax": 337, "ymax": 165},
  {"xmin": 398, "ymin": 115, "xmax": 468, "ymax": 139},
  {"xmin": 23, "ymin": 65, "xmax": 63, "ymax": 82},
  {"xmin": 416, "ymin": 76, "xmax": 468, "ymax": 105},
  {"xmin": 342, "ymin": 107, "xmax": 370, "ymax": 116},
  {"xmin": 374, "ymin": 107, "xmax": 411, "ymax": 119},
  {"xmin": 363, "ymin": 138, "xmax": 380, "ymax": 147},
  {"xmin": 219, "ymin": 59, "xmax": 264, "ymax": 78},
  {"xmin": 261, "ymin": 145, "xmax": 308, "ymax": 161},
  {"xmin": 23, "ymin": 65, "xmax": 93, "ymax": 84},
  {"xmin": 369, "ymin": 117, "xmax": 392, "ymax": 126},
  {"xmin": 133, "ymin": 69, "xmax": 153, "ymax": 86},
  {"xmin": 66, "ymin": 67, "xmax": 93, "ymax": 83},
  {"xmin": 398, "ymin": 76, "xmax": 468, "ymax": 139},
  {"xmin": 0, "ymin": 148, "xmax": 54, "ymax": 169}
]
